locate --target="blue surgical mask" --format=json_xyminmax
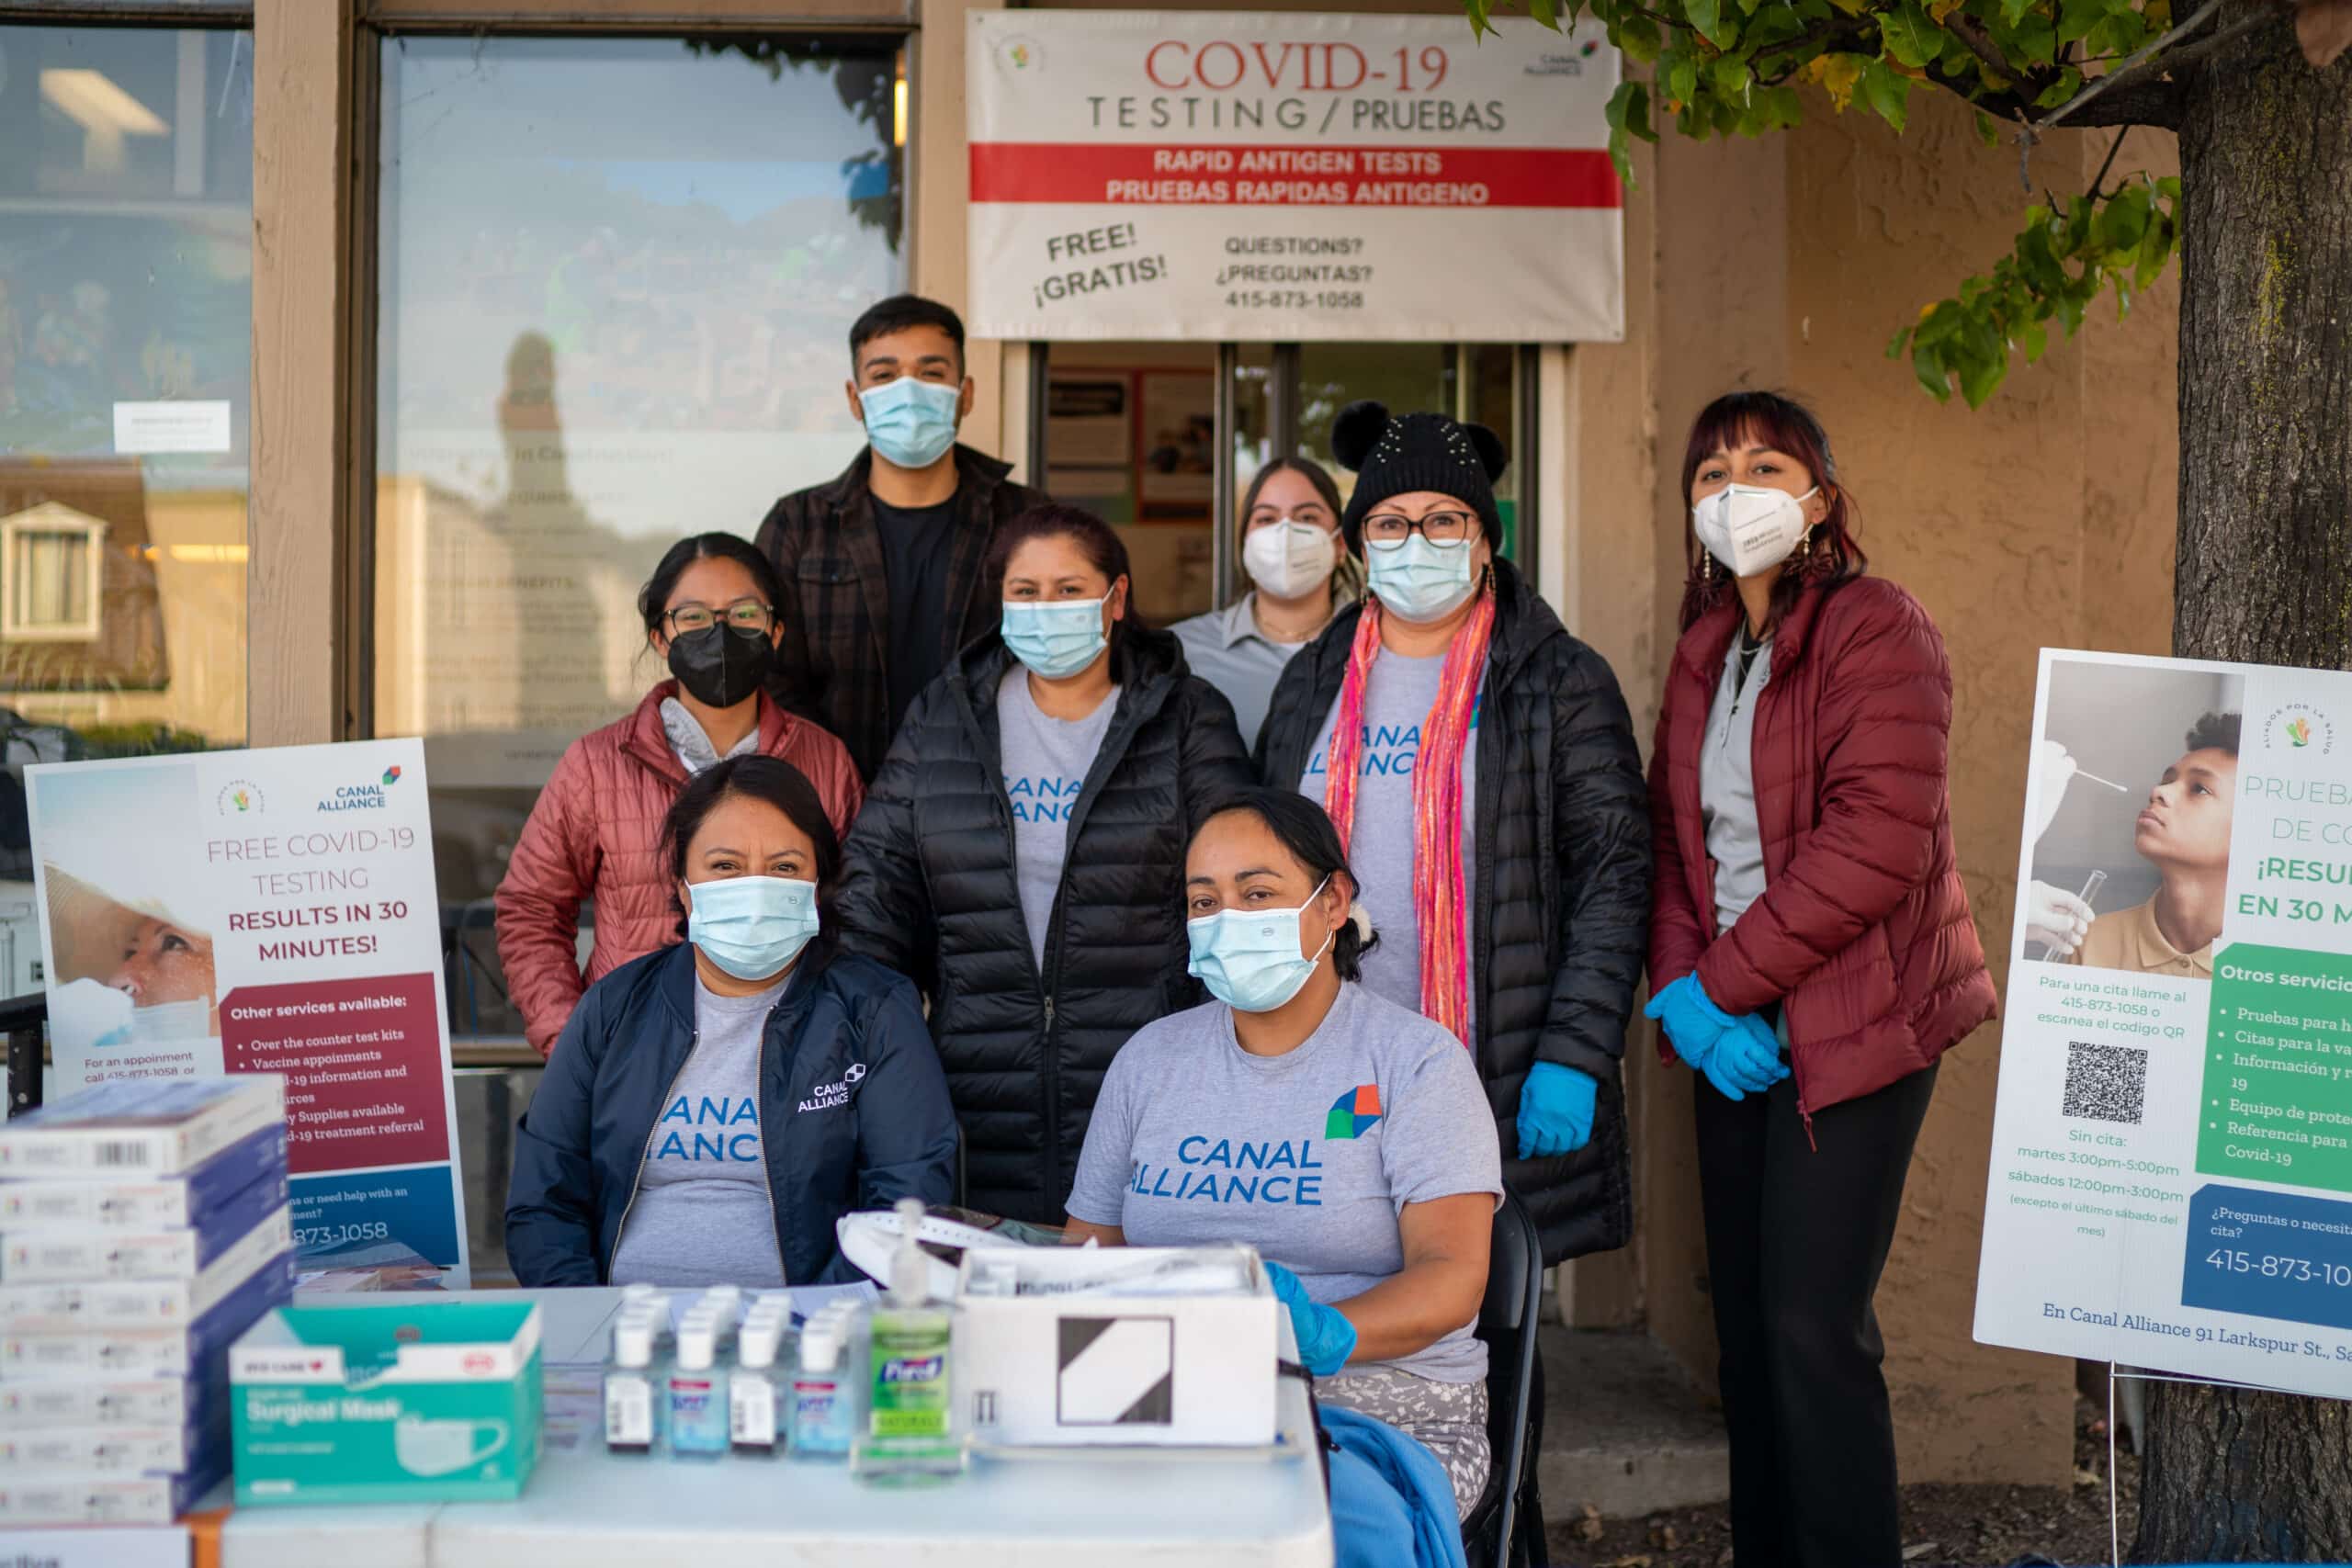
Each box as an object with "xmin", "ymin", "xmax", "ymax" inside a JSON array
[
  {"xmin": 859, "ymin": 376, "xmax": 962, "ymax": 469},
  {"xmin": 685, "ymin": 874, "xmax": 820, "ymax": 982},
  {"xmin": 1187, "ymin": 876, "xmax": 1336, "ymax": 1014},
  {"xmin": 1367, "ymin": 536, "xmax": 1478, "ymax": 623},
  {"xmin": 1001, "ymin": 598, "xmax": 1108, "ymax": 681}
]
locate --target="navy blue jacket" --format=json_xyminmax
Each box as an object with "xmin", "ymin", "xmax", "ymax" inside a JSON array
[{"xmin": 504, "ymin": 940, "xmax": 956, "ymax": 1286}]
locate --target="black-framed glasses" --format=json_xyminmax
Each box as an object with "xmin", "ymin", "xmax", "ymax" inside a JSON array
[
  {"xmin": 1361, "ymin": 510, "xmax": 1476, "ymax": 551},
  {"xmin": 665, "ymin": 601, "xmax": 775, "ymax": 635}
]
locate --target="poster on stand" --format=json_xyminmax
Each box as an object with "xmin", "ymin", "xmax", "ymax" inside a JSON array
[
  {"xmin": 966, "ymin": 10, "xmax": 1623, "ymax": 343},
  {"xmin": 27, "ymin": 739, "xmax": 469, "ymax": 1283},
  {"xmin": 1975, "ymin": 649, "xmax": 2352, "ymax": 1397}
]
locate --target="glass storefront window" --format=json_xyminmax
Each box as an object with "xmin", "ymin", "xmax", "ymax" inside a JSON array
[
  {"xmin": 373, "ymin": 33, "xmax": 905, "ymax": 1041},
  {"xmin": 0, "ymin": 22, "xmax": 254, "ymax": 996}
]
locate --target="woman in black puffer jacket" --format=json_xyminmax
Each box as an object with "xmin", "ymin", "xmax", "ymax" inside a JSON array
[
  {"xmin": 1255, "ymin": 403, "xmax": 1652, "ymax": 1266},
  {"xmin": 836, "ymin": 504, "xmax": 1253, "ymax": 1224}
]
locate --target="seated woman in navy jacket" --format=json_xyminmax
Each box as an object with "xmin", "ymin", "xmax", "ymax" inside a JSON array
[{"xmin": 506, "ymin": 754, "xmax": 956, "ymax": 1287}]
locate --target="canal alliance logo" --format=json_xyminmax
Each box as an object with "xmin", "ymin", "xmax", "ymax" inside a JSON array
[
  {"xmin": 994, "ymin": 33, "xmax": 1042, "ymax": 73},
  {"xmin": 216, "ymin": 780, "xmax": 264, "ymax": 817},
  {"xmin": 2265, "ymin": 705, "xmax": 2334, "ymax": 756}
]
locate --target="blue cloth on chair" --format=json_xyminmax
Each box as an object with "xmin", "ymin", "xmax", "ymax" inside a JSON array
[{"xmin": 1323, "ymin": 1404, "xmax": 1470, "ymax": 1568}]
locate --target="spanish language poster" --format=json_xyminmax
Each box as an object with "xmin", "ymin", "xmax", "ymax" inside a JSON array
[
  {"xmin": 27, "ymin": 739, "xmax": 469, "ymax": 1283},
  {"xmin": 1976, "ymin": 649, "xmax": 2352, "ymax": 1396},
  {"xmin": 964, "ymin": 10, "xmax": 1623, "ymax": 343}
]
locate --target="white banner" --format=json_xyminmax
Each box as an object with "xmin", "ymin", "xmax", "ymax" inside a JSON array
[
  {"xmin": 966, "ymin": 11, "xmax": 1623, "ymax": 343},
  {"xmin": 1975, "ymin": 649, "xmax": 2352, "ymax": 1397},
  {"xmin": 28, "ymin": 740, "xmax": 469, "ymax": 1283}
]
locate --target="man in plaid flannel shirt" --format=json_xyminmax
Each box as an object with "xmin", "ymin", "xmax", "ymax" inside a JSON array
[{"xmin": 756, "ymin": 295, "xmax": 1047, "ymax": 781}]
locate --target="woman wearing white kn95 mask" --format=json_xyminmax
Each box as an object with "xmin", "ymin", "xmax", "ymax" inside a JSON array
[
  {"xmin": 1646, "ymin": 390, "xmax": 1993, "ymax": 1568},
  {"xmin": 1173, "ymin": 457, "xmax": 1360, "ymax": 746}
]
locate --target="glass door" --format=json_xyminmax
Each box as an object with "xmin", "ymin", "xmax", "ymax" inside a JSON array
[{"xmin": 1033, "ymin": 341, "xmax": 1534, "ymax": 616}]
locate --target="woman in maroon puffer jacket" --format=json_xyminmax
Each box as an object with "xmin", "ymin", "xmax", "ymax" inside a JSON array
[
  {"xmin": 495, "ymin": 534, "xmax": 863, "ymax": 1057},
  {"xmin": 1644, "ymin": 391, "xmax": 1996, "ymax": 1568}
]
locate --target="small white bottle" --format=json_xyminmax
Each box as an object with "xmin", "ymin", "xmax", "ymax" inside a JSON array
[
  {"xmin": 791, "ymin": 1322, "xmax": 854, "ymax": 1460},
  {"xmin": 667, "ymin": 1320, "xmax": 730, "ymax": 1461},
  {"xmin": 731, "ymin": 1317, "xmax": 787, "ymax": 1457},
  {"xmin": 604, "ymin": 1315, "xmax": 661, "ymax": 1455}
]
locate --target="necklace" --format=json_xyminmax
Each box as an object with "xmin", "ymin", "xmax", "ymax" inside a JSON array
[
  {"xmin": 1253, "ymin": 595, "xmax": 1332, "ymax": 645},
  {"xmin": 1729, "ymin": 627, "xmax": 1767, "ymax": 718}
]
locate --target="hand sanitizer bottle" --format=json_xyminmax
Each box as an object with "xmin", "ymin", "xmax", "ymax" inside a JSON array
[
  {"xmin": 604, "ymin": 1315, "xmax": 661, "ymax": 1455},
  {"xmin": 791, "ymin": 1322, "xmax": 854, "ymax": 1460},
  {"xmin": 666, "ymin": 1319, "xmax": 729, "ymax": 1461},
  {"xmin": 853, "ymin": 1196, "xmax": 965, "ymax": 1483},
  {"xmin": 731, "ymin": 1316, "xmax": 786, "ymax": 1457}
]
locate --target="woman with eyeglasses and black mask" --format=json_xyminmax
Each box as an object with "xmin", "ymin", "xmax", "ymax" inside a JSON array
[
  {"xmin": 496, "ymin": 533, "xmax": 864, "ymax": 1058},
  {"xmin": 1254, "ymin": 403, "xmax": 1651, "ymax": 1271}
]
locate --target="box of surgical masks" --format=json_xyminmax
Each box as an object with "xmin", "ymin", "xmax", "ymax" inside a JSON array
[
  {"xmin": 953, "ymin": 1244, "xmax": 1279, "ymax": 1449},
  {"xmin": 229, "ymin": 1299, "xmax": 542, "ymax": 1505}
]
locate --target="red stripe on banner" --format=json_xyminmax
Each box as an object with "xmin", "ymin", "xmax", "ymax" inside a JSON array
[{"xmin": 968, "ymin": 142, "xmax": 1623, "ymax": 209}]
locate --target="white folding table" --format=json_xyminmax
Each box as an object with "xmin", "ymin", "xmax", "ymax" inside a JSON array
[{"xmin": 217, "ymin": 1285, "xmax": 1334, "ymax": 1568}]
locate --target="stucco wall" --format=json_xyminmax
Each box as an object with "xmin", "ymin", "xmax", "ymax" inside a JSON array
[
  {"xmin": 924, "ymin": 0, "xmax": 2180, "ymax": 1485},
  {"xmin": 1624, "ymin": 93, "xmax": 2181, "ymax": 1486}
]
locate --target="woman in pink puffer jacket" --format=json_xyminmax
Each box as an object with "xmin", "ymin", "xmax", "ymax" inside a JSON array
[{"xmin": 494, "ymin": 534, "xmax": 862, "ymax": 1056}]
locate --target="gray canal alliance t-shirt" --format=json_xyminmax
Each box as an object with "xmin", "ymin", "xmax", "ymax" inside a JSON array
[
  {"xmin": 607, "ymin": 975, "xmax": 787, "ymax": 1289},
  {"xmin": 999, "ymin": 668, "xmax": 1119, "ymax": 971},
  {"xmin": 1299, "ymin": 651, "xmax": 1479, "ymax": 1040},
  {"xmin": 1067, "ymin": 982, "xmax": 1502, "ymax": 1384}
]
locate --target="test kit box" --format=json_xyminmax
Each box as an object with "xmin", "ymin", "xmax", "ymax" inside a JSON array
[
  {"xmin": 0, "ymin": 1076, "xmax": 285, "ymax": 1178},
  {"xmin": 231, "ymin": 1299, "xmax": 543, "ymax": 1506},
  {"xmin": 952, "ymin": 1245, "xmax": 1279, "ymax": 1449},
  {"xmin": 0, "ymin": 1124, "xmax": 288, "ymax": 1231},
  {"xmin": 0, "ymin": 1204, "xmax": 290, "ymax": 1329},
  {"xmin": 2, "ymin": 1166, "xmax": 289, "ymax": 1283},
  {"xmin": 1, "ymin": 1250, "xmax": 295, "ymax": 1380}
]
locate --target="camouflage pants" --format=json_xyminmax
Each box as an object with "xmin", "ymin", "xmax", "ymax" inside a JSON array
[{"xmin": 1318, "ymin": 1364, "xmax": 1491, "ymax": 1519}]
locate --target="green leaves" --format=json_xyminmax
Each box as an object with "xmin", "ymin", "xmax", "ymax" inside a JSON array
[
  {"xmin": 1458, "ymin": 0, "xmax": 2194, "ymax": 408},
  {"xmin": 1887, "ymin": 174, "xmax": 2181, "ymax": 407},
  {"xmin": 1879, "ymin": 0, "xmax": 1950, "ymax": 65},
  {"xmin": 1861, "ymin": 58, "xmax": 1913, "ymax": 130}
]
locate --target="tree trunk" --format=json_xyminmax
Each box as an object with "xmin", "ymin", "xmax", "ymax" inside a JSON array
[{"xmin": 2141, "ymin": 15, "xmax": 2352, "ymax": 1564}]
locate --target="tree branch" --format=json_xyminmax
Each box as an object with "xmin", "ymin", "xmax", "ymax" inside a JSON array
[{"xmin": 2035, "ymin": 0, "xmax": 2288, "ymax": 130}]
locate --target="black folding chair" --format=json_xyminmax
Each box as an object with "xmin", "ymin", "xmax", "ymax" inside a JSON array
[{"xmin": 1463, "ymin": 1185, "xmax": 1546, "ymax": 1568}]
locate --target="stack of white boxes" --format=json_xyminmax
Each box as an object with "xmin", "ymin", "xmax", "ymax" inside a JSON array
[{"xmin": 0, "ymin": 1076, "xmax": 296, "ymax": 1527}]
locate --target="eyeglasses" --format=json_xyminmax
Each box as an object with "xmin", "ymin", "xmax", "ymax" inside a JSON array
[
  {"xmin": 1361, "ymin": 510, "xmax": 1476, "ymax": 550},
  {"xmin": 665, "ymin": 601, "xmax": 775, "ymax": 635}
]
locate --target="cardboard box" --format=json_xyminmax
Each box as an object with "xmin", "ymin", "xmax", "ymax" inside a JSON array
[
  {"xmin": 0, "ymin": 1450, "xmax": 226, "ymax": 1526},
  {"xmin": 0, "ymin": 1420, "xmax": 216, "ymax": 1474},
  {"xmin": 231, "ymin": 1299, "xmax": 543, "ymax": 1506},
  {"xmin": 0, "ymin": 1077, "xmax": 284, "ymax": 1178},
  {"xmin": 0, "ymin": 1370, "xmax": 223, "ymax": 1430},
  {"xmin": 2, "ymin": 1251, "xmax": 295, "ymax": 1380},
  {"xmin": 3, "ymin": 1166, "xmax": 289, "ymax": 1283},
  {"xmin": 0, "ymin": 1124, "xmax": 288, "ymax": 1231},
  {"xmin": 0, "ymin": 1206, "xmax": 290, "ymax": 1329},
  {"xmin": 952, "ymin": 1245, "xmax": 1279, "ymax": 1449}
]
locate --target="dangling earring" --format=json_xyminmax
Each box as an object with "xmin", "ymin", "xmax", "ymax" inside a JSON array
[
  {"xmin": 1701, "ymin": 552, "xmax": 1717, "ymax": 584},
  {"xmin": 1781, "ymin": 526, "xmax": 1818, "ymax": 577}
]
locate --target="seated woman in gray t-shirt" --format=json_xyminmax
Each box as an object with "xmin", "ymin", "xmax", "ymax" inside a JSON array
[{"xmin": 1065, "ymin": 788, "xmax": 1503, "ymax": 1518}]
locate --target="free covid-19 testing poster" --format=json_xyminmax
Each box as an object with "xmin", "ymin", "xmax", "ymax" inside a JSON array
[
  {"xmin": 964, "ymin": 10, "xmax": 1623, "ymax": 343},
  {"xmin": 1976, "ymin": 649, "xmax": 2352, "ymax": 1396},
  {"xmin": 27, "ymin": 739, "xmax": 469, "ymax": 1284}
]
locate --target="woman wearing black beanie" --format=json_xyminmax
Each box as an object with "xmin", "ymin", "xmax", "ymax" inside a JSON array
[{"xmin": 1254, "ymin": 400, "xmax": 1652, "ymax": 1268}]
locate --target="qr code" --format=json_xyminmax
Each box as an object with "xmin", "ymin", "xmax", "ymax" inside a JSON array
[{"xmin": 2062, "ymin": 1041, "xmax": 2148, "ymax": 1125}]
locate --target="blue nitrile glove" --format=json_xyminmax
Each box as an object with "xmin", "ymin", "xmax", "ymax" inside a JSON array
[
  {"xmin": 1645, "ymin": 976, "xmax": 1777, "ymax": 1102},
  {"xmin": 1720, "ymin": 1014, "xmax": 1792, "ymax": 1096},
  {"xmin": 1264, "ymin": 1259, "xmax": 1357, "ymax": 1376},
  {"xmin": 1516, "ymin": 1062, "xmax": 1598, "ymax": 1160},
  {"xmin": 1644, "ymin": 974, "xmax": 1739, "ymax": 1061}
]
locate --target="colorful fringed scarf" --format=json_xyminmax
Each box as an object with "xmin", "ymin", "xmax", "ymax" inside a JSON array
[{"xmin": 1320, "ymin": 581, "xmax": 1497, "ymax": 1045}]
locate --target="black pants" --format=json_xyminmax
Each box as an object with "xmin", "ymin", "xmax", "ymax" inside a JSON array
[{"xmin": 1693, "ymin": 1061, "xmax": 1938, "ymax": 1568}]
